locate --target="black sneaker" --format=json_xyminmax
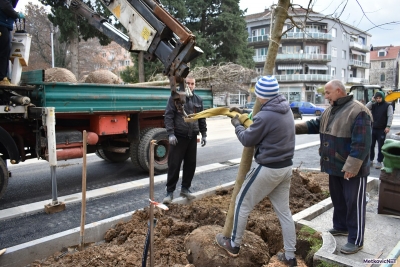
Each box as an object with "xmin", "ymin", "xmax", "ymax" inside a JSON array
[
  {"xmin": 180, "ymin": 187, "xmax": 196, "ymax": 200},
  {"xmin": 215, "ymin": 233, "xmax": 240, "ymax": 257},
  {"xmin": 340, "ymin": 242, "xmax": 363, "ymax": 254},
  {"xmin": 277, "ymin": 252, "xmax": 297, "ymax": 267},
  {"xmin": 328, "ymin": 228, "xmax": 348, "ymax": 236}
]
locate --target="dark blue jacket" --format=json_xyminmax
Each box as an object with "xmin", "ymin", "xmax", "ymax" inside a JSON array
[{"xmin": 0, "ymin": 0, "xmax": 19, "ymax": 30}]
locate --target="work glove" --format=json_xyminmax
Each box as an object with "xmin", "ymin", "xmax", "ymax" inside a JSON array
[
  {"xmin": 18, "ymin": 12, "xmax": 25, "ymax": 19},
  {"xmin": 229, "ymin": 107, "xmax": 244, "ymax": 114},
  {"xmin": 168, "ymin": 134, "xmax": 178, "ymax": 146},
  {"xmin": 231, "ymin": 114, "xmax": 242, "ymax": 128},
  {"xmin": 201, "ymin": 136, "xmax": 207, "ymax": 147}
]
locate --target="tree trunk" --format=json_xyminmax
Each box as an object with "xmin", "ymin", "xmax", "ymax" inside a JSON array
[
  {"xmin": 70, "ymin": 32, "xmax": 79, "ymax": 78},
  {"xmin": 222, "ymin": 0, "xmax": 290, "ymax": 238}
]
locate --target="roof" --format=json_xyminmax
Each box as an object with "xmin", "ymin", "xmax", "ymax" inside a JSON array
[
  {"xmin": 370, "ymin": 46, "xmax": 400, "ymax": 61},
  {"xmin": 245, "ymin": 8, "xmax": 320, "ymax": 21}
]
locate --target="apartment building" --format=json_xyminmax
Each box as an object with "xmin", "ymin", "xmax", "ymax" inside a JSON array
[
  {"xmin": 369, "ymin": 45, "xmax": 400, "ymax": 90},
  {"xmin": 245, "ymin": 8, "xmax": 371, "ymax": 104}
]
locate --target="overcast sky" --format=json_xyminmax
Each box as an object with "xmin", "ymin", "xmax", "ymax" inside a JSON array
[{"xmin": 15, "ymin": 0, "xmax": 400, "ymax": 47}]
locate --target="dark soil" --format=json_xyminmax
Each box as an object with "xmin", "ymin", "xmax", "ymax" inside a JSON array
[{"xmin": 29, "ymin": 170, "xmax": 329, "ymax": 267}]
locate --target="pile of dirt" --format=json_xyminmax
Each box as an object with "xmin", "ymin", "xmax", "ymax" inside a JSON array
[
  {"xmin": 44, "ymin": 68, "xmax": 77, "ymax": 83},
  {"xmin": 29, "ymin": 170, "xmax": 329, "ymax": 267},
  {"xmin": 84, "ymin": 70, "xmax": 122, "ymax": 84}
]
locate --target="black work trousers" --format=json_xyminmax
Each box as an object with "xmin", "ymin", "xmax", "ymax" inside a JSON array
[
  {"xmin": 329, "ymin": 175, "xmax": 367, "ymax": 246},
  {"xmin": 370, "ymin": 128, "xmax": 386, "ymax": 163},
  {"xmin": 166, "ymin": 135, "xmax": 197, "ymax": 193},
  {"xmin": 0, "ymin": 26, "xmax": 11, "ymax": 80}
]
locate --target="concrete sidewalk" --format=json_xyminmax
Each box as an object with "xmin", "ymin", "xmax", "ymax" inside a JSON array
[{"xmin": 294, "ymin": 177, "xmax": 400, "ymax": 267}]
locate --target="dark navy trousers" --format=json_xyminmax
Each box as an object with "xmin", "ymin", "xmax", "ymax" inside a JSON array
[
  {"xmin": 329, "ymin": 175, "xmax": 367, "ymax": 246},
  {"xmin": 370, "ymin": 128, "xmax": 386, "ymax": 163}
]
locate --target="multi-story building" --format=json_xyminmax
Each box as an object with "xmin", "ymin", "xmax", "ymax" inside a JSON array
[
  {"xmin": 245, "ymin": 8, "xmax": 371, "ymax": 104},
  {"xmin": 369, "ymin": 45, "xmax": 400, "ymax": 90}
]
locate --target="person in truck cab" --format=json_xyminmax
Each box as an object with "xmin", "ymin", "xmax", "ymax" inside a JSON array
[
  {"xmin": 163, "ymin": 76, "xmax": 207, "ymax": 204},
  {"xmin": 0, "ymin": 0, "xmax": 25, "ymax": 86},
  {"xmin": 366, "ymin": 91, "xmax": 393, "ymax": 169}
]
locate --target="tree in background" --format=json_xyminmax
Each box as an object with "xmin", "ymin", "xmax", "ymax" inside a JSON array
[{"xmin": 39, "ymin": 0, "xmax": 114, "ymax": 77}]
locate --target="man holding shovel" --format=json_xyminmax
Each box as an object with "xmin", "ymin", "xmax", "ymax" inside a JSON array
[{"xmin": 215, "ymin": 76, "xmax": 297, "ymax": 266}]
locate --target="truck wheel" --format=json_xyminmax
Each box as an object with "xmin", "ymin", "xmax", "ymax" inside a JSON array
[
  {"xmin": 315, "ymin": 110, "xmax": 322, "ymax": 116},
  {"xmin": 95, "ymin": 150, "xmax": 105, "ymax": 159},
  {"xmin": 130, "ymin": 128, "xmax": 154, "ymax": 170},
  {"xmin": 138, "ymin": 128, "xmax": 169, "ymax": 174},
  {"xmin": 0, "ymin": 158, "xmax": 9, "ymax": 199},
  {"xmin": 98, "ymin": 141, "xmax": 130, "ymax": 163}
]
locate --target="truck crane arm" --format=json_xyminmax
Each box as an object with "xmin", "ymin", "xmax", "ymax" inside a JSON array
[{"xmin": 65, "ymin": 0, "xmax": 203, "ymax": 114}]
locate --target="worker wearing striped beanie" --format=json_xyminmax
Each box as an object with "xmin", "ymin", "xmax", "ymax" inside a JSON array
[{"xmin": 255, "ymin": 75, "xmax": 280, "ymax": 99}]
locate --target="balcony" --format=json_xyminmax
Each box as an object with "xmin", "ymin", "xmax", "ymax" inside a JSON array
[
  {"xmin": 275, "ymin": 74, "xmax": 332, "ymax": 82},
  {"xmin": 248, "ymin": 35, "xmax": 269, "ymax": 43},
  {"xmin": 349, "ymin": 41, "xmax": 370, "ymax": 52},
  {"xmin": 253, "ymin": 53, "xmax": 332, "ymax": 63},
  {"xmin": 347, "ymin": 77, "xmax": 369, "ymax": 84},
  {"xmin": 349, "ymin": 59, "xmax": 370, "ymax": 69},
  {"xmin": 282, "ymin": 32, "xmax": 332, "ymax": 41}
]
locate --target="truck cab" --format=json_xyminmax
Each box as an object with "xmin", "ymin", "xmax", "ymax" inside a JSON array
[{"xmin": 348, "ymin": 85, "xmax": 383, "ymax": 104}]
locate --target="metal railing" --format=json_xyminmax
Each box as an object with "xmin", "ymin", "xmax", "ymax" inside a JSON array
[
  {"xmin": 347, "ymin": 77, "xmax": 369, "ymax": 84},
  {"xmin": 349, "ymin": 59, "xmax": 370, "ymax": 69},
  {"xmin": 253, "ymin": 53, "xmax": 332, "ymax": 63},
  {"xmin": 349, "ymin": 41, "xmax": 370, "ymax": 52},
  {"xmin": 282, "ymin": 32, "xmax": 332, "ymax": 40},
  {"xmin": 274, "ymin": 74, "xmax": 333, "ymax": 82},
  {"xmin": 247, "ymin": 35, "xmax": 269, "ymax": 43}
]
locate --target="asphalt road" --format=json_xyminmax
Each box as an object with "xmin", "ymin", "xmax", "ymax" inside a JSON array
[{"xmin": 0, "ymin": 114, "xmax": 398, "ymax": 250}]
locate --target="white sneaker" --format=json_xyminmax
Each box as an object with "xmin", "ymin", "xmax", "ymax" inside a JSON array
[{"xmin": 375, "ymin": 162, "xmax": 382, "ymax": 169}]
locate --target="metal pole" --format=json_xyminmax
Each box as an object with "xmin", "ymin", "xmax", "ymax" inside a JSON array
[
  {"xmin": 149, "ymin": 139, "xmax": 156, "ymax": 267},
  {"xmin": 80, "ymin": 130, "xmax": 87, "ymax": 249},
  {"xmin": 51, "ymin": 26, "xmax": 55, "ymax": 68},
  {"xmin": 45, "ymin": 107, "xmax": 58, "ymax": 205}
]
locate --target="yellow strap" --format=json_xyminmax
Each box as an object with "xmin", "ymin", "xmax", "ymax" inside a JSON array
[{"xmin": 184, "ymin": 107, "xmax": 253, "ymax": 129}]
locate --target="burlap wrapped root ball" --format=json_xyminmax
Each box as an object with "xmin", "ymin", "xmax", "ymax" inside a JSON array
[
  {"xmin": 84, "ymin": 70, "xmax": 122, "ymax": 84},
  {"xmin": 44, "ymin": 68, "xmax": 77, "ymax": 83}
]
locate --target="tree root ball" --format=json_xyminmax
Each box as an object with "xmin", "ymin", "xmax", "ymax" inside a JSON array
[
  {"xmin": 44, "ymin": 68, "xmax": 77, "ymax": 83},
  {"xmin": 84, "ymin": 70, "xmax": 122, "ymax": 84},
  {"xmin": 184, "ymin": 225, "xmax": 270, "ymax": 267}
]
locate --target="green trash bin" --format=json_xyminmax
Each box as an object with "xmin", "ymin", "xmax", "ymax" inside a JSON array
[
  {"xmin": 382, "ymin": 139, "xmax": 400, "ymax": 173},
  {"xmin": 378, "ymin": 139, "xmax": 400, "ymax": 215}
]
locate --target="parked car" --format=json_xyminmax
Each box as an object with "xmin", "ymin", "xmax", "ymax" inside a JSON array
[
  {"xmin": 242, "ymin": 102, "xmax": 255, "ymax": 114},
  {"xmin": 290, "ymin": 101, "xmax": 325, "ymax": 116}
]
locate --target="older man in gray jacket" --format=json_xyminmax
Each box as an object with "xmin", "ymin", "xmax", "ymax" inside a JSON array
[{"xmin": 216, "ymin": 76, "xmax": 297, "ymax": 267}]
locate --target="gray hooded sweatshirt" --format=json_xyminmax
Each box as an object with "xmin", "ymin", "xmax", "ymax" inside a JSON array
[{"xmin": 235, "ymin": 94, "xmax": 295, "ymax": 167}]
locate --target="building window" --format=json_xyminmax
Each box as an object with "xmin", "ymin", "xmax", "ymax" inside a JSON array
[
  {"xmin": 331, "ymin": 67, "xmax": 336, "ymax": 77},
  {"xmin": 331, "ymin": 28, "xmax": 337, "ymax": 38},
  {"xmin": 378, "ymin": 51, "xmax": 386, "ymax": 57},
  {"xmin": 102, "ymin": 52, "xmax": 106, "ymax": 58},
  {"xmin": 281, "ymin": 46, "xmax": 301, "ymax": 54},
  {"xmin": 342, "ymin": 32, "xmax": 346, "ymax": 41},
  {"xmin": 380, "ymin": 73, "xmax": 385, "ymax": 81},
  {"xmin": 381, "ymin": 62, "xmax": 386, "ymax": 68},
  {"xmin": 125, "ymin": 60, "xmax": 130, "ymax": 66},
  {"xmin": 305, "ymin": 46, "xmax": 320, "ymax": 54},
  {"xmin": 341, "ymin": 69, "xmax": 345, "ymax": 78},
  {"xmin": 256, "ymin": 67, "xmax": 263, "ymax": 74},
  {"xmin": 342, "ymin": 50, "xmax": 346, "ymax": 59},
  {"xmin": 331, "ymin": 47, "xmax": 337, "ymax": 57}
]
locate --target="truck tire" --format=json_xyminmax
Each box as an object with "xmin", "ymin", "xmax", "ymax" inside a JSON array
[
  {"xmin": 315, "ymin": 110, "xmax": 322, "ymax": 116},
  {"xmin": 98, "ymin": 141, "xmax": 130, "ymax": 163},
  {"xmin": 138, "ymin": 128, "xmax": 169, "ymax": 174},
  {"xmin": 130, "ymin": 128, "xmax": 154, "ymax": 170},
  {"xmin": 0, "ymin": 158, "xmax": 9, "ymax": 199}
]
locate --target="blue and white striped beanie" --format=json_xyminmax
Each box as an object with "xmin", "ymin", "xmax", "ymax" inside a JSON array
[{"xmin": 255, "ymin": 75, "xmax": 279, "ymax": 99}]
